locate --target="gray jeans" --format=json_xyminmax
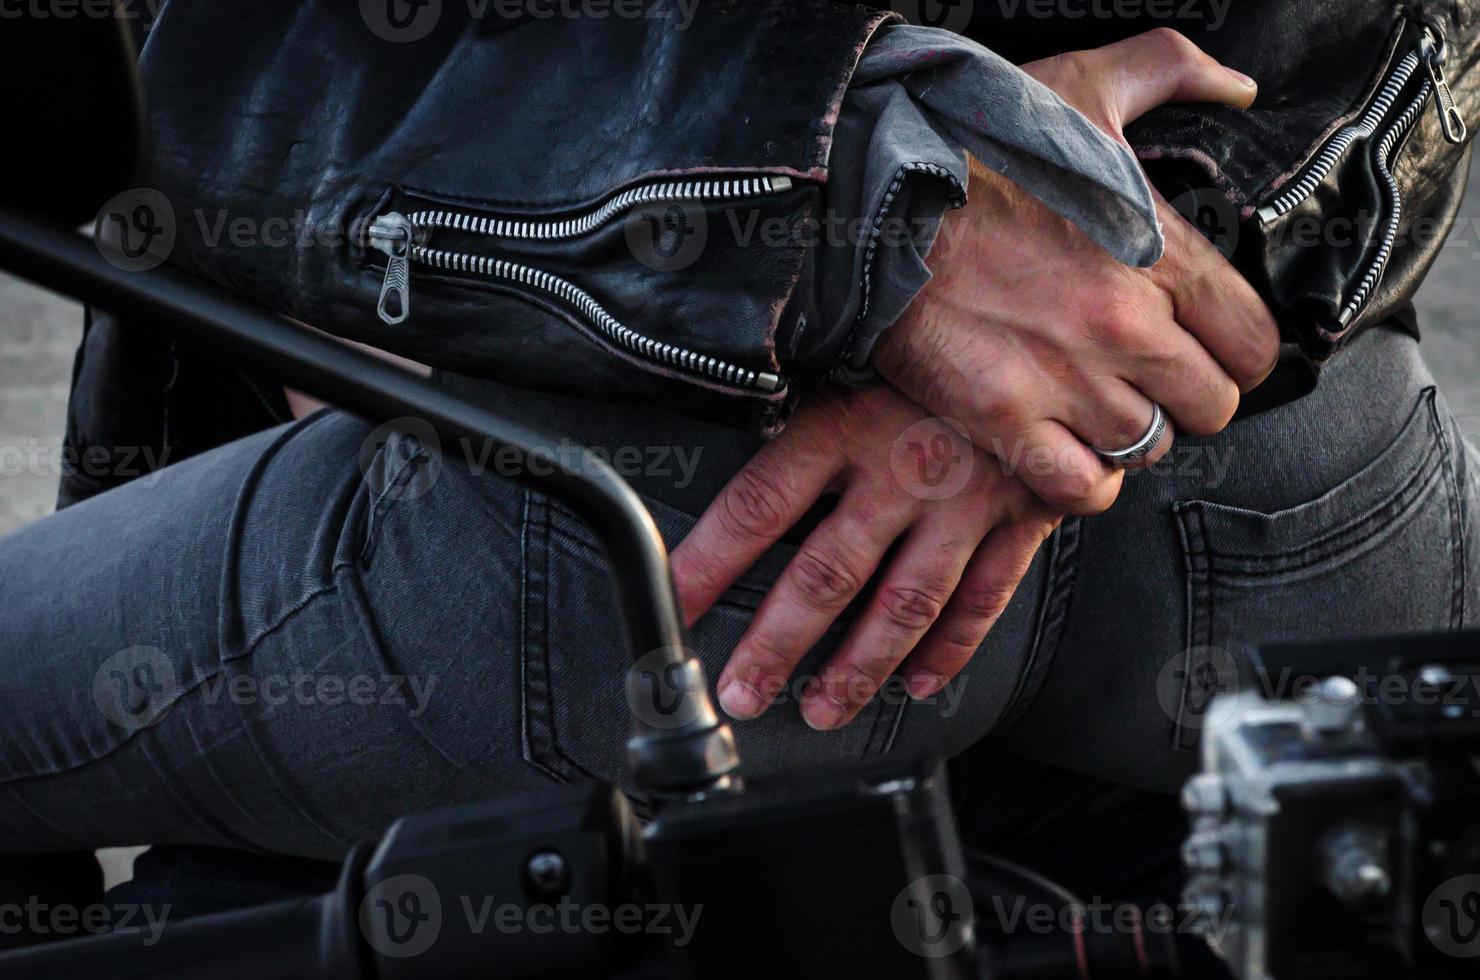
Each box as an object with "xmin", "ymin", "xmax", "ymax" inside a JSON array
[{"xmin": 0, "ymin": 326, "xmax": 1474, "ymax": 859}]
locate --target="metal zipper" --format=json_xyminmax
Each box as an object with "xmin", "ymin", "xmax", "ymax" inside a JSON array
[
  {"xmin": 1256, "ymin": 25, "xmax": 1465, "ymax": 225},
  {"xmin": 1254, "ymin": 24, "xmax": 1467, "ymax": 330},
  {"xmin": 368, "ymin": 176, "xmax": 792, "ymax": 393},
  {"xmin": 1338, "ymin": 77, "xmax": 1432, "ymax": 326},
  {"xmin": 405, "ymin": 175, "xmax": 791, "ymax": 241}
]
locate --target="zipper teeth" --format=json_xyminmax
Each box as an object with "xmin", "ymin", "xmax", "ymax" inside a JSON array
[
  {"xmin": 1340, "ymin": 79, "xmax": 1433, "ymax": 324},
  {"xmin": 411, "ymin": 244, "xmax": 765, "ymax": 389},
  {"xmin": 1260, "ymin": 51, "xmax": 1424, "ymax": 220},
  {"xmin": 408, "ymin": 176, "xmax": 786, "ymax": 241}
]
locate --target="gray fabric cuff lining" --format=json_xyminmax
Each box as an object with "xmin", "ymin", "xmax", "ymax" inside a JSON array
[{"xmin": 822, "ymin": 25, "xmax": 1164, "ymax": 382}]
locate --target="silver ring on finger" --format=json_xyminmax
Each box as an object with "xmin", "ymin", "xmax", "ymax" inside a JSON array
[{"xmin": 1097, "ymin": 402, "xmax": 1169, "ymax": 468}]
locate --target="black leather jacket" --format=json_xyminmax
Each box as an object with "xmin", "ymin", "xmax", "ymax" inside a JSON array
[
  {"xmin": 132, "ymin": 0, "xmax": 898, "ymax": 435},
  {"xmin": 880, "ymin": 0, "xmax": 1480, "ymax": 405},
  {"xmin": 60, "ymin": 0, "xmax": 1479, "ymax": 504}
]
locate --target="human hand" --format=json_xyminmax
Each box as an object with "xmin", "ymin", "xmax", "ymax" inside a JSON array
[
  {"xmin": 873, "ymin": 29, "xmax": 1279, "ymax": 515},
  {"xmin": 671, "ymin": 384, "xmax": 1060, "ymax": 730}
]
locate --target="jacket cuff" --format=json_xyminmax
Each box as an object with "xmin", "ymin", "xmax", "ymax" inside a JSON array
[{"xmin": 806, "ymin": 24, "xmax": 1163, "ymax": 384}]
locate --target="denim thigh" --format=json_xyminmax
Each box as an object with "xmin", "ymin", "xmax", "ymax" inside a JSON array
[
  {"xmin": 996, "ymin": 327, "xmax": 1480, "ymax": 791},
  {"xmin": 0, "ymin": 408, "xmax": 1051, "ymax": 858}
]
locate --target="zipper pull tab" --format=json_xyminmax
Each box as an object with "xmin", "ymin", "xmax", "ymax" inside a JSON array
[
  {"xmin": 1422, "ymin": 27, "xmax": 1468, "ymax": 145},
  {"xmin": 369, "ymin": 212, "xmax": 414, "ymax": 325}
]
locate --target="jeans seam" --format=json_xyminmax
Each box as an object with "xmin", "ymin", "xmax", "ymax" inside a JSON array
[
  {"xmin": 863, "ymin": 679, "xmax": 902, "ymax": 755},
  {"xmin": 996, "ymin": 518, "xmax": 1083, "ymax": 732},
  {"xmin": 1431, "ymin": 397, "xmax": 1467, "ymax": 629},
  {"xmin": 0, "ymin": 582, "xmax": 338, "ymax": 789},
  {"xmin": 358, "ymin": 443, "xmax": 429, "ymax": 566},
  {"xmin": 1171, "ymin": 503, "xmax": 1215, "ymax": 752},
  {"xmin": 517, "ymin": 492, "xmax": 601, "ymax": 785}
]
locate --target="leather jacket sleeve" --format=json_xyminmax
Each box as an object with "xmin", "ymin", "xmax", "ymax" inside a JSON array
[
  {"xmin": 915, "ymin": 0, "xmax": 1480, "ymax": 413},
  {"xmin": 134, "ymin": 0, "xmax": 904, "ymax": 434}
]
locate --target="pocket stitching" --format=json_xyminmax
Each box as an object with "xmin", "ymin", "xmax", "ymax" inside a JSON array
[
  {"xmin": 518, "ymin": 489, "xmax": 602, "ymax": 785},
  {"xmin": 1433, "ymin": 398, "xmax": 1467, "ymax": 629},
  {"xmin": 1173, "ymin": 389, "xmax": 1445, "ymax": 578},
  {"xmin": 1195, "ymin": 450, "xmax": 1444, "ymax": 579},
  {"xmin": 1168, "ymin": 388, "xmax": 1453, "ymax": 750}
]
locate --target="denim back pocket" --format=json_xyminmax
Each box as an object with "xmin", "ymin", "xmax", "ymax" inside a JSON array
[{"xmin": 1167, "ymin": 387, "xmax": 1467, "ymax": 750}]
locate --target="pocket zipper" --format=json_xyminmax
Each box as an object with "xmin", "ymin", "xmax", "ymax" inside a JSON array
[
  {"xmin": 1255, "ymin": 23, "xmax": 1467, "ymax": 329},
  {"xmin": 367, "ymin": 176, "xmax": 794, "ymax": 393}
]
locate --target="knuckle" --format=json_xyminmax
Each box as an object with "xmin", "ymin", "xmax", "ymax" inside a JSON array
[
  {"xmin": 1104, "ymin": 403, "xmax": 1156, "ymax": 450},
  {"xmin": 733, "ymin": 630, "xmax": 800, "ymax": 683},
  {"xmin": 1052, "ymin": 467, "xmax": 1117, "ymax": 516},
  {"xmin": 876, "ymin": 584, "xmax": 948, "ymax": 634},
  {"xmin": 844, "ymin": 652, "xmax": 906, "ymax": 696},
  {"xmin": 959, "ymin": 575, "xmax": 1019, "ymax": 623},
  {"xmin": 718, "ymin": 465, "xmax": 790, "ymax": 542},
  {"xmin": 1087, "ymin": 295, "xmax": 1153, "ymax": 353},
  {"xmin": 1046, "ymin": 464, "xmax": 1095, "ymax": 510},
  {"xmin": 1234, "ymin": 321, "xmax": 1282, "ymax": 391},
  {"xmin": 1142, "ymin": 430, "xmax": 1176, "ymax": 467},
  {"xmin": 934, "ymin": 626, "xmax": 988, "ymax": 662},
  {"xmin": 973, "ymin": 374, "xmax": 1032, "ymax": 432},
  {"xmin": 673, "ymin": 543, "xmax": 725, "ymax": 598},
  {"xmin": 1181, "ymin": 377, "xmax": 1240, "ymax": 436},
  {"xmin": 1149, "ymin": 27, "xmax": 1200, "ymax": 65},
  {"xmin": 789, "ymin": 545, "xmax": 864, "ymax": 610},
  {"xmin": 1211, "ymin": 378, "xmax": 1242, "ymax": 430}
]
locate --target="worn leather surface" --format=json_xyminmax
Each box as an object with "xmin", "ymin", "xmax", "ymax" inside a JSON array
[
  {"xmin": 137, "ymin": 0, "xmax": 896, "ymax": 432},
  {"xmin": 929, "ymin": 0, "xmax": 1479, "ymax": 377},
  {"xmin": 135, "ymin": 0, "xmax": 1474, "ymax": 429},
  {"xmin": 1132, "ymin": 3, "xmax": 1479, "ymax": 364}
]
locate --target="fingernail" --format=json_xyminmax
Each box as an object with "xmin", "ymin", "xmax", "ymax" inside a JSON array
[
  {"xmin": 907, "ymin": 672, "xmax": 946, "ymax": 700},
  {"xmin": 718, "ymin": 678, "xmax": 763, "ymax": 720},
  {"xmin": 803, "ymin": 697, "xmax": 847, "ymax": 731},
  {"xmin": 1224, "ymin": 66, "xmax": 1256, "ymax": 89}
]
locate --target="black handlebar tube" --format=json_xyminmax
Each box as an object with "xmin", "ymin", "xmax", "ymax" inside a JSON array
[
  {"xmin": 0, "ymin": 206, "xmax": 739, "ymax": 798},
  {"xmin": 0, "ymin": 847, "xmax": 372, "ymax": 979}
]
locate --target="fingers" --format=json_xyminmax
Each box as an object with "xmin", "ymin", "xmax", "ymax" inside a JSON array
[
  {"xmin": 1008, "ymin": 419, "xmax": 1124, "ymax": 516},
  {"xmin": 671, "ymin": 429, "xmax": 841, "ymax": 627},
  {"xmin": 800, "ymin": 511, "xmax": 986, "ymax": 730},
  {"xmin": 1089, "ymin": 28, "xmax": 1258, "ymax": 127},
  {"xmin": 1059, "ymin": 376, "xmax": 1176, "ymax": 466},
  {"xmin": 715, "ymin": 482, "xmax": 913, "ymax": 721},
  {"xmin": 1149, "ymin": 194, "xmax": 1281, "ymax": 395},
  {"xmin": 900, "ymin": 515, "xmax": 1060, "ymax": 696}
]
